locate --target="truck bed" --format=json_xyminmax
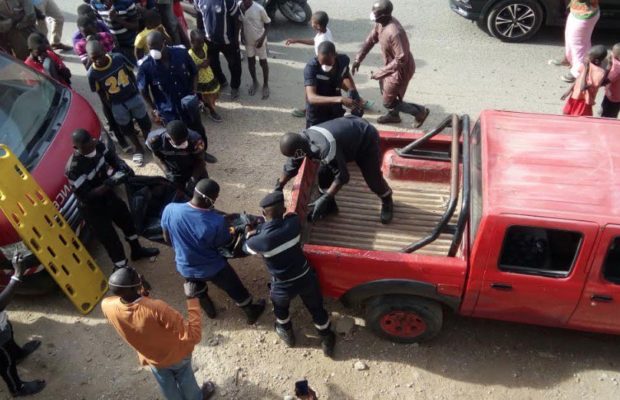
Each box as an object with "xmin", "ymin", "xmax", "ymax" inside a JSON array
[{"xmin": 306, "ymin": 168, "xmax": 459, "ymax": 256}]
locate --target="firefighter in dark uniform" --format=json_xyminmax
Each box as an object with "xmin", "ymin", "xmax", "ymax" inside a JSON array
[
  {"xmin": 304, "ymin": 41, "xmax": 363, "ymax": 128},
  {"xmin": 146, "ymin": 120, "xmax": 208, "ymax": 196},
  {"xmin": 276, "ymin": 115, "xmax": 394, "ymax": 224},
  {"xmin": 244, "ymin": 191, "xmax": 336, "ymax": 358},
  {"xmin": 65, "ymin": 129, "xmax": 159, "ymax": 270}
]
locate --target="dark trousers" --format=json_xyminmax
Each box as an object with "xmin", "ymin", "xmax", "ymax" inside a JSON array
[
  {"xmin": 80, "ymin": 192, "xmax": 138, "ymax": 267},
  {"xmin": 602, "ymin": 95, "xmax": 620, "ymax": 119},
  {"xmin": 270, "ymin": 269, "xmax": 329, "ymax": 330},
  {"xmin": 187, "ymin": 262, "xmax": 251, "ymax": 305},
  {"xmin": 102, "ymin": 102, "xmax": 130, "ymax": 150},
  {"xmin": 157, "ymin": 3, "xmax": 181, "ymax": 45},
  {"xmin": 318, "ymin": 140, "xmax": 392, "ymax": 199},
  {"xmin": 206, "ymin": 41, "xmax": 242, "ymax": 90},
  {"xmin": 120, "ymin": 114, "xmax": 152, "ymax": 140},
  {"xmin": 0, "ymin": 323, "xmax": 27, "ymax": 394}
]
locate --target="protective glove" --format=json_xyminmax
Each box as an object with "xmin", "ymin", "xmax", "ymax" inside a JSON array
[
  {"xmin": 308, "ymin": 193, "xmax": 333, "ymax": 222},
  {"xmin": 184, "ymin": 281, "xmax": 207, "ymax": 299}
]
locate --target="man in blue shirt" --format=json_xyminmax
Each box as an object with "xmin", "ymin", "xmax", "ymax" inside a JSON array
[
  {"xmin": 137, "ymin": 31, "xmax": 208, "ymax": 146},
  {"xmin": 244, "ymin": 191, "xmax": 335, "ymax": 357},
  {"xmin": 304, "ymin": 41, "xmax": 363, "ymax": 128},
  {"xmin": 161, "ymin": 178, "xmax": 265, "ymax": 324},
  {"xmin": 196, "ymin": 0, "xmax": 242, "ymax": 99}
]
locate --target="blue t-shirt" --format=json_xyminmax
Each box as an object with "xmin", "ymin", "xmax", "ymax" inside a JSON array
[{"xmin": 161, "ymin": 202, "xmax": 231, "ymax": 279}]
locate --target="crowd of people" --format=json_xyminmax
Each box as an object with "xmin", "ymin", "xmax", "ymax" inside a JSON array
[
  {"xmin": 1, "ymin": 0, "xmax": 421, "ymax": 398},
  {"xmin": 1, "ymin": 0, "xmax": 619, "ymax": 398}
]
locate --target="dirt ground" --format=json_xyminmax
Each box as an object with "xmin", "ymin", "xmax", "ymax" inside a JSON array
[{"xmin": 4, "ymin": 0, "xmax": 620, "ymax": 399}]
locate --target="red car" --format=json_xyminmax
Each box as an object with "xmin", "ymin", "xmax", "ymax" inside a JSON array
[
  {"xmin": 290, "ymin": 110, "xmax": 620, "ymax": 342},
  {"xmin": 0, "ymin": 52, "xmax": 103, "ymax": 293}
]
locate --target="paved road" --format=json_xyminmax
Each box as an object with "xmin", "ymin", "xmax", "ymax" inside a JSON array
[{"xmin": 9, "ymin": 1, "xmax": 619, "ymax": 399}]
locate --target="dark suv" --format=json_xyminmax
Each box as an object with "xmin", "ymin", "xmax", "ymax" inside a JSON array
[{"xmin": 450, "ymin": 0, "xmax": 620, "ymax": 42}]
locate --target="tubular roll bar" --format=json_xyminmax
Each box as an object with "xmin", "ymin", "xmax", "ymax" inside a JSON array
[
  {"xmin": 448, "ymin": 115, "xmax": 470, "ymax": 257},
  {"xmin": 401, "ymin": 114, "xmax": 462, "ymax": 254},
  {"xmin": 395, "ymin": 115, "xmax": 456, "ymax": 161}
]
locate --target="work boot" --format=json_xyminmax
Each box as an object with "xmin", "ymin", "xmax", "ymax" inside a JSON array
[
  {"xmin": 242, "ymin": 299, "xmax": 266, "ymax": 325},
  {"xmin": 16, "ymin": 340, "xmax": 41, "ymax": 364},
  {"xmin": 12, "ymin": 380, "xmax": 46, "ymax": 397},
  {"xmin": 380, "ymin": 195, "xmax": 394, "ymax": 225},
  {"xmin": 377, "ymin": 111, "xmax": 401, "ymax": 124},
  {"xmin": 199, "ymin": 295, "xmax": 217, "ymax": 319},
  {"xmin": 274, "ymin": 322, "xmax": 296, "ymax": 347},
  {"xmin": 319, "ymin": 330, "xmax": 336, "ymax": 358},
  {"xmin": 129, "ymin": 240, "xmax": 160, "ymax": 261}
]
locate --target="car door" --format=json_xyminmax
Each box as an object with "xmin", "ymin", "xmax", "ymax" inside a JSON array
[
  {"xmin": 472, "ymin": 215, "xmax": 598, "ymax": 327},
  {"xmin": 569, "ymin": 225, "xmax": 620, "ymax": 334}
]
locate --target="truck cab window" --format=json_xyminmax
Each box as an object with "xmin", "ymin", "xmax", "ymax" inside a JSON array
[
  {"xmin": 603, "ymin": 237, "xmax": 620, "ymax": 284},
  {"xmin": 499, "ymin": 226, "xmax": 581, "ymax": 277}
]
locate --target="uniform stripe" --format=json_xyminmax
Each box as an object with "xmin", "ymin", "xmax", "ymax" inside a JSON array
[
  {"xmin": 260, "ymin": 235, "xmax": 301, "ymax": 258},
  {"xmin": 309, "ymin": 126, "xmax": 337, "ymax": 164}
]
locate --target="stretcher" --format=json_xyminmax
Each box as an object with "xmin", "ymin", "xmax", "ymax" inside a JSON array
[{"xmin": 0, "ymin": 144, "xmax": 108, "ymax": 314}]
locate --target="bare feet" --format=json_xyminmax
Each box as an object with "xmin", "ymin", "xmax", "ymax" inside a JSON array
[
  {"xmin": 249, "ymin": 81, "xmax": 259, "ymax": 96},
  {"xmin": 262, "ymin": 86, "xmax": 270, "ymax": 99}
]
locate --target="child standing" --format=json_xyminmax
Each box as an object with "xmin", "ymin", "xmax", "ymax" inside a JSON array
[
  {"xmin": 134, "ymin": 9, "xmax": 173, "ymax": 61},
  {"xmin": 286, "ymin": 11, "xmax": 332, "ymax": 117},
  {"xmin": 24, "ymin": 33, "xmax": 72, "ymax": 86},
  {"xmin": 602, "ymin": 43, "xmax": 620, "ymax": 119},
  {"xmin": 239, "ymin": 0, "xmax": 271, "ymax": 99},
  {"xmin": 86, "ymin": 40, "xmax": 151, "ymax": 166},
  {"xmin": 562, "ymin": 45, "xmax": 608, "ymax": 117},
  {"xmin": 188, "ymin": 30, "xmax": 223, "ymax": 122}
]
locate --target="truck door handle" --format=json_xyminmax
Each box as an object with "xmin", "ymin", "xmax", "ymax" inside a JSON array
[
  {"xmin": 591, "ymin": 294, "xmax": 613, "ymax": 303},
  {"xmin": 490, "ymin": 283, "xmax": 513, "ymax": 291}
]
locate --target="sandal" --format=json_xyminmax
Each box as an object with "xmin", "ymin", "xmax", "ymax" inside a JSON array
[
  {"xmin": 132, "ymin": 152, "xmax": 144, "ymax": 167},
  {"xmin": 291, "ymin": 108, "xmax": 306, "ymax": 118},
  {"xmin": 363, "ymin": 99, "xmax": 375, "ymax": 109}
]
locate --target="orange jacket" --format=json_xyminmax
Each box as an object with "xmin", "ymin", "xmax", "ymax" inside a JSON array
[{"xmin": 102, "ymin": 296, "xmax": 202, "ymax": 368}]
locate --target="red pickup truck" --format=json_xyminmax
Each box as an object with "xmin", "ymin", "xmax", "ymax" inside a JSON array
[{"xmin": 290, "ymin": 110, "xmax": 620, "ymax": 343}]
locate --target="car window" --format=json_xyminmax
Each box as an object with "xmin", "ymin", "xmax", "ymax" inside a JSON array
[
  {"xmin": 499, "ymin": 226, "xmax": 582, "ymax": 278},
  {"xmin": 603, "ymin": 237, "xmax": 620, "ymax": 284},
  {"xmin": 0, "ymin": 55, "xmax": 60, "ymax": 167}
]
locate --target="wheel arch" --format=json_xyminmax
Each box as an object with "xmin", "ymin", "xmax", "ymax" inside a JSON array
[{"xmin": 340, "ymin": 279, "xmax": 461, "ymax": 311}]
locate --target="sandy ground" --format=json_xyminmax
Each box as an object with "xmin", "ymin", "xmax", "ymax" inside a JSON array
[{"xmin": 4, "ymin": 0, "xmax": 620, "ymax": 399}]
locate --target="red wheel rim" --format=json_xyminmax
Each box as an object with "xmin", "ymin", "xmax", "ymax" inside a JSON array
[{"xmin": 379, "ymin": 311, "xmax": 427, "ymax": 338}]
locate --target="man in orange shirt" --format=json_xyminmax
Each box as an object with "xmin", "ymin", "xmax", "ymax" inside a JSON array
[{"xmin": 101, "ymin": 267, "xmax": 215, "ymax": 400}]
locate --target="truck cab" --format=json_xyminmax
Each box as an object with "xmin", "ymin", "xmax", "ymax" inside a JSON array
[{"xmin": 289, "ymin": 110, "xmax": 620, "ymax": 342}]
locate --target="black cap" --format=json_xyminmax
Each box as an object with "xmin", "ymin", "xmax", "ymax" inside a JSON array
[{"xmin": 259, "ymin": 191, "xmax": 284, "ymax": 208}]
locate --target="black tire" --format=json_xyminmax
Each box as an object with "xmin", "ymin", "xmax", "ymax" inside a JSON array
[
  {"xmin": 278, "ymin": 1, "xmax": 312, "ymax": 24},
  {"xmin": 365, "ymin": 295, "xmax": 443, "ymax": 343},
  {"xmin": 486, "ymin": 0, "xmax": 544, "ymax": 43}
]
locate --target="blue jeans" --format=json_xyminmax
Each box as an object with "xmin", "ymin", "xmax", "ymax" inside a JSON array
[{"xmin": 150, "ymin": 357, "xmax": 201, "ymax": 400}]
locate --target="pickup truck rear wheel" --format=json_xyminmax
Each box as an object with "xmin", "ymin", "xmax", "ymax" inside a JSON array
[{"xmin": 366, "ymin": 295, "xmax": 442, "ymax": 343}]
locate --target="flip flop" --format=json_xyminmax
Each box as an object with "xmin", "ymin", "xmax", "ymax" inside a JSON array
[
  {"xmin": 363, "ymin": 99, "xmax": 375, "ymax": 109},
  {"xmin": 132, "ymin": 152, "xmax": 144, "ymax": 167},
  {"xmin": 202, "ymin": 381, "xmax": 216, "ymax": 399},
  {"xmin": 262, "ymin": 86, "xmax": 270, "ymax": 100},
  {"xmin": 414, "ymin": 108, "xmax": 430, "ymax": 129},
  {"xmin": 291, "ymin": 108, "xmax": 305, "ymax": 118}
]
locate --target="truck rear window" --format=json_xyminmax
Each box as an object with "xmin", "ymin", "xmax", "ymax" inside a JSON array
[
  {"xmin": 603, "ymin": 237, "xmax": 620, "ymax": 284},
  {"xmin": 499, "ymin": 226, "xmax": 582, "ymax": 278}
]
